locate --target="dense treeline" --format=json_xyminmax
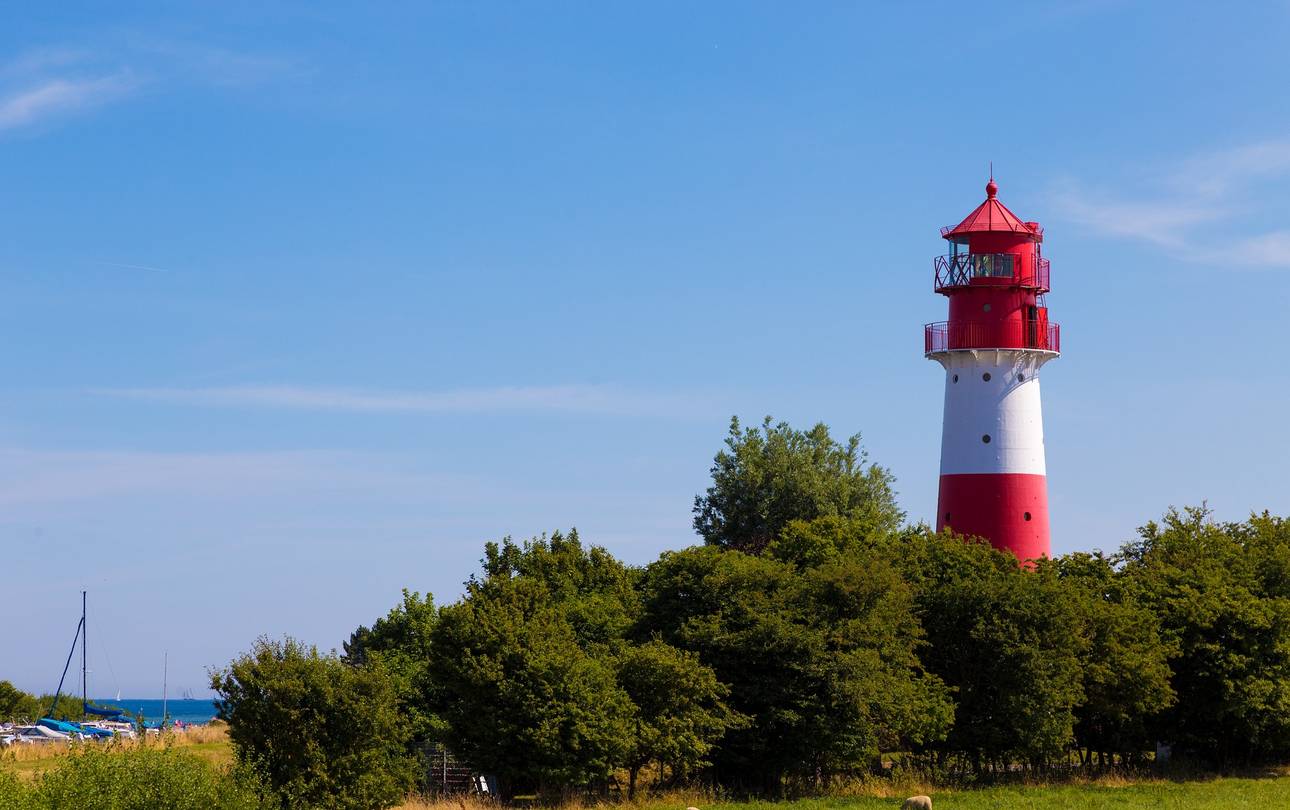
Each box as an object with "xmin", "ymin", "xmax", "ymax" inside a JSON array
[
  {"xmin": 213, "ymin": 417, "xmax": 1290, "ymax": 808},
  {"xmin": 0, "ymin": 680, "xmax": 89, "ymax": 724}
]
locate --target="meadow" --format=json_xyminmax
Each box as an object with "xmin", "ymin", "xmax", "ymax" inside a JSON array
[{"xmin": 7, "ymin": 728, "xmax": 1290, "ymax": 810}]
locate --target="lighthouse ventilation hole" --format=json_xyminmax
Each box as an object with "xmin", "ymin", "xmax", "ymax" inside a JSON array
[
  {"xmin": 952, "ymin": 374, "xmax": 959, "ymax": 383},
  {"xmin": 982, "ymin": 372, "xmax": 992, "ymax": 382},
  {"xmin": 982, "ymin": 434, "xmax": 992, "ymax": 444},
  {"xmin": 1017, "ymin": 372, "xmax": 1025, "ymax": 382},
  {"xmin": 1024, "ymin": 511, "xmax": 1032, "ymax": 522},
  {"xmin": 945, "ymin": 512, "xmax": 951, "ymax": 522}
]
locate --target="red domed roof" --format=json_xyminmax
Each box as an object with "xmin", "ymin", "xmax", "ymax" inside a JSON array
[{"xmin": 941, "ymin": 178, "xmax": 1042, "ymax": 241}]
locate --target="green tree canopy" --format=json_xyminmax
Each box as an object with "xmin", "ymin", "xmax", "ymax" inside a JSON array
[
  {"xmin": 0, "ymin": 681, "xmax": 40, "ymax": 723},
  {"xmin": 1056, "ymin": 551, "xmax": 1175, "ymax": 764},
  {"xmin": 429, "ymin": 572, "xmax": 633, "ymax": 797},
  {"xmin": 1120, "ymin": 507, "xmax": 1290, "ymax": 765},
  {"xmin": 693, "ymin": 417, "xmax": 903, "ymax": 555},
  {"xmin": 342, "ymin": 589, "xmax": 441, "ymax": 749},
  {"xmin": 900, "ymin": 531, "xmax": 1085, "ymax": 771},
  {"xmin": 212, "ymin": 636, "xmax": 415, "ymax": 810},
  {"xmin": 637, "ymin": 542, "xmax": 951, "ymax": 791},
  {"xmin": 615, "ymin": 639, "xmax": 741, "ymax": 798}
]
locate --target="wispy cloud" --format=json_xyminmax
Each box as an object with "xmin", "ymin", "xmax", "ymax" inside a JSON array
[
  {"xmin": 0, "ymin": 39, "xmax": 306, "ymax": 135},
  {"xmin": 1050, "ymin": 138, "xmax": 1290, "ymax": 268},
  {"xmin": 139, "ymin": 40, "xmax": 309, "ymax": 87},
  {"xmin": 0, "ymin": 72, "xmax": 136, "ymax": 132},
  {"xmin": 0, "ymin": 448, "xmax": 482, "ymax": 511},
  {"xmin": 99, "ymin": 384, "xmax": 720, "ymax": 419},
  {"xmin": 96, "ymin": 260, "xmax": 175, "ymax": 274}
]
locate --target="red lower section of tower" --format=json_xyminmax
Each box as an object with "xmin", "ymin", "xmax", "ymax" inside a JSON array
[{"xmin": 936, "ymin": 473, "xmax": 1050, "ymax": 561}]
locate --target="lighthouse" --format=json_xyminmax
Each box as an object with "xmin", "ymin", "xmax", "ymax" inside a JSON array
[{"xmin": 925, "ymin": 177, "xmax": 1059, "ymax": 561}]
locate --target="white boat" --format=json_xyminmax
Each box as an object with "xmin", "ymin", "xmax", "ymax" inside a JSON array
[{"xmin": 14, "ymin": 724, "xmax": 71, "ymax": 743}]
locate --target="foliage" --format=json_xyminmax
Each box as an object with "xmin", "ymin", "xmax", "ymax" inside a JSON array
[
  {"xmin": 342, "ymin": 589, "xmax": 442, "ymax": 748},
  {"xmin": 426, "ymin": 530, "xmax": 739, "ymax": 799},
  {"xmin": 0, "ymin": 680, "xmax": 39, "ymax": 723},
  {"xmin": 212, "ymin": 636, "xmax": 415, "ymax": 810},
  {"xmin": 36, "ymin": 693, "xmax": 87, "ymax": 723},
  {"xmin": 0, "ymin": 770, "xmax": 25, "ymax": 810},
  {"xmin": 899, "ymin": 531, "xmax": 1085, "ymax": 770},
  {"xmin": 638, "ymin": 542, "xmax": 952, "ymax": 790},
  {"xmin": 477, "ymin": 529, "xmax": 640, "ymax": 650},
  {"xmin": 1119, "ymin": 507, "xmax": 1290, "ymax": 765},
  {"xmin": 427, "ymin": 532, "xmax": 634, "ymax": 797},
  {"xmin": 223, "ymin": 412, "xmax": 1290, "ymax": 794},
  {"xmin": 34, "ymin": 745, "xmax": 263, "ymax": 810},
  {"xmin": 693, "ymin": 417, "xmax": 903, "ymax": 554},
  {"xmin": 616, "ymin": 639, "xmax": 740, "ymax": 797},
  {"xmin": 1056, "ymin": 551, "xmax": 1176, "ymax": 762}
]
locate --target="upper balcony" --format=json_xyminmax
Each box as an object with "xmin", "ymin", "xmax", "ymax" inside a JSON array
[
  {"xmin": 925, "ymin": 320, "xmax": 1061, "ymax": 355},
  {"xmin": 933, "ymin": 253, "xmax": 1050, "ymax": 294}
]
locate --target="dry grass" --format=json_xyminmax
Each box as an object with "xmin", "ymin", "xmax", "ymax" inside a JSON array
[{"xmin": 0, "ymin": 723, "xmax": 233, "ymax": 781}]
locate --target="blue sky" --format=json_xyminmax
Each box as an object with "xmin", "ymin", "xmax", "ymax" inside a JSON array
[{"xmin": 3, "ymin": 2, "xmax": 1290, "ymax": 697}]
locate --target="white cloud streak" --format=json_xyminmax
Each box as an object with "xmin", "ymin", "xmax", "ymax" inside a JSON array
[
  {"xmin": 0, "ymin": 73, "xmax": 136, "ymax": 132},
  {"xmin": 100, "ymin": 384, "xmax": 719, "ymax": 419},
  {"xmin": 0, "ymin": 39, "xmax": 304, "ymax": 135},
  {"xmin": 1050, "ymin": 138, "xmax": 1290, "ymax": 268},
  {"xmin": 0, "ymin": 448, "xmax": 468, "ymax": 509}
]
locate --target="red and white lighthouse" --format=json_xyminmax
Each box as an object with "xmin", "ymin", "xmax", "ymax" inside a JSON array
[{"xmin": 925, "ymin": 177, "xmax": 1059, "ymax": 561}]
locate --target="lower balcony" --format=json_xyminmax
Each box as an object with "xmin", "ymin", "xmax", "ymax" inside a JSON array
[{"xmin": 925, "ymin": 320, "xmax": 1061, "ymax": 354}]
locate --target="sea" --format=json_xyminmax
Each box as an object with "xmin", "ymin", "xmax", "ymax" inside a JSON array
[{"xmin": 95, "ymin": 698, "xmax": 219, "ymax": 725}]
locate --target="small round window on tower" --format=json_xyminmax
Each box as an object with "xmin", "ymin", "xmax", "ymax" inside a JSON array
[
  {"xmin": 983, "ymin": 303, "xmax": 992, "ymax": 313},
  {"xmin": 982, "ymin": 372, "xmax": 992, "ymax": 382},
  {"xmin": 1024, "ymin": 511, "xmax": 1032, "ymax": 522},
  {"xmin": 945, "ymin": 512, "xmax": 951, "ymax": 522},
  {"xmin": 952, "ymin": 374, "xmax": 959, "ymax": 383},
  {"xmin": 1017, "ymin": 372, "xmax": 1025, "ymax": 382},
  {"xmin": 982, "ymin": 434, "xmax": 992, "ymax": 444}
]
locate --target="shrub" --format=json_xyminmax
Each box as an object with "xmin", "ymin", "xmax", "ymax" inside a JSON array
[
  {"xmin": 34, "ymin": 745, "xmax": 262, "ymax": 809},
  {"xmin": 0, "ymin": 769, "xmax": 32, "ymax": 810},
  {"xmin": 213, "ymin": 636, "xmax": 415, "ymax": 810}
]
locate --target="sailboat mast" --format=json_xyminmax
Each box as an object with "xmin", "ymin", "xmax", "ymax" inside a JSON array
[
  {"xmin": 81, "ymin": 591, "xmax": 87, "ymax": 713},
  {"xmin": 162, "ymin": 651, "xmax": 168, "ymax": 726}
]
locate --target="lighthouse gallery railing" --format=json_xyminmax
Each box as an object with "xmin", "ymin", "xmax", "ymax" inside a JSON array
[
  {"xmin": 934, "ymin": 253, "xmax": 1050, "ymax": 293},
  {"xmin": 924, "ymin": 320, "xmax": 1060, "ymax": 354}
]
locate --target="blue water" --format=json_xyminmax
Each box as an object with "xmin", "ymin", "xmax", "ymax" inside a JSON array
[{"xmin": 95, "ymin": 698, "xmax": 219, "ymax": 725}]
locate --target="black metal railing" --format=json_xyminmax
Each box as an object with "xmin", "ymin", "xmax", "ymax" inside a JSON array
[{"xmin": 933, "ymin": 253, "xmax": 1050, "ymax": 293}]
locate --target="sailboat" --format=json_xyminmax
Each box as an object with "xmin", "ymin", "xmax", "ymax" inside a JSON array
[{"xmin": 39, "ymin": 592, "xmax": 123, "ymax": 739}]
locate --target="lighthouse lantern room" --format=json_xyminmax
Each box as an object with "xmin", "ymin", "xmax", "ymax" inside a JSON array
[{"xmin": 925, "ymin": 177, "xmax": 1059, "ymax": 561}]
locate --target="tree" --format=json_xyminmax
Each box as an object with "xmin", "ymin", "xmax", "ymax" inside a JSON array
[
  {"xmin": 902, "ymin": 532, "xmax": 1085, "ymax": 772},
  {"xmin": 427, "ymin": 531, "xmax": 642, "ymax": 797},
  {"xmin": 476, "ymin": 530, "xmax": 639, "ymax": 651},
  {"xmin": 342, "ymin": 590, "xmax": 441, "ymax": 756},
  {"xmin": 615, "ymin": 640, "xmax": 740, "ymax": 798},
  {"xmin": 0, "ymin": 681, "xmax": 39, "ymax": 723},
  {"xmin": 429, "ymin": 573, "xmax": 633, "ymax": 797},
  {"xmin": 1120, "ymin": 507, "xmax": 1290, "ymax": 765},
  {"xmin": 211, "ymin": 637, "xmax": 415, "ymax": 810},
  {"xmin": 1055, "ymin": 552, "xmax": 1175, "ymax": 765},
  {"xmin": 693, "ymin": 417, "xmax": 903, "ymax": 555},
  {"xmin": 637, "ymin": 543, "xmax": 951, "ymax": 791}
]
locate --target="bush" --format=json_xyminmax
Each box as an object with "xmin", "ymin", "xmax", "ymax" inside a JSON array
[
  {"xmin": 213, "ymin": 636, "xmax": 415, "ymax": 810},
  {"xmin": 34, "ymin": 746, "xmax": 262, "ymax": 809},
  {"xmin": 0, "ymin": 770, "xmax": 30, "ymax": 810}
]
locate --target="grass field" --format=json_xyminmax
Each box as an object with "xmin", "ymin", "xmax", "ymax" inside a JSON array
[
  {"xmin": 401, "ymin": 774, "xmax": 1290, "ymax": 810},
  {"xmin": 5, "ymin": 730, "xmax": 1289, "ymax": 809},
  {"xmin": 0, "ymin": 722, "xmax": 232, "ymax": 782}
]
